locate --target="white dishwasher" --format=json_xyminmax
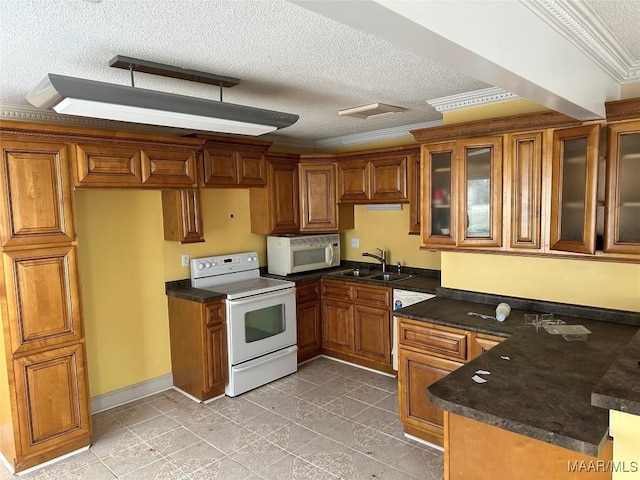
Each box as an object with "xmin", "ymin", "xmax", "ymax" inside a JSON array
[{"xmin": 392, "ymin": 289, "xmax": 436, "ymax": 371}]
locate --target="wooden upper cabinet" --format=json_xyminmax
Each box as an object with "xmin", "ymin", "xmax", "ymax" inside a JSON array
[
  {"xmin": 0, "ymin": 139, "xmax": 75, "ymax": 247},
  {"xmin": 505, "ymin": 132, "xmax": 543, "ymax": 249},
  {"xmin": 550, "ymin": 124, "xmax": 599, "ymax": 254},
  {"xmin": 299, "ymin": 161, "xmax": 354, "ymax": 232},
  {"xmin": 200, "ymin": 137, "xmax": 270, "ymax": 187},
  {"xmin": 141, "ymin": 148, "xmax": 197, "ymax": 187},
  {"xmin": 604, "ymin": 120, "xmax": 640, "ymax": 254},
  {"xmin": 161, "ymin": 189, "xmax": 205, "ymax": 244},
  {"xmin": 337, "ymin": 154, "xmax": 409, "ymax": 204},
  {"xmin": 421, "ymin": 143, "xmax": 457, "ymax": 247},
  {"xmin": 338, "ymin": 161, "xmax": 369, "ymax": 203},
  {"xmin": 249, "ymin": 154, "xmax": 300, "ymax": 234},
  {"xmin": 457, "ymin": 136, "xmax": 503, "ymax": 247},
  {"xmin": 74, "ymin": 143, "xmax": 198, "ymax": 188},
  {"xmin": 408, "ymin": 154, "xmax": 421, "ymax": 235}
]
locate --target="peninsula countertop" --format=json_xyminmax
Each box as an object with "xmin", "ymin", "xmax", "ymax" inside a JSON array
[{"xmin": 395, "ymin": 296, "xmax": 639, "ymax": 457}]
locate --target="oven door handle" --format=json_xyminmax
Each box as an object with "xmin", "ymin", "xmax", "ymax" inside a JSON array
[
  {"xmin": 226, "ymin": 288, "xmax": 295, "ymax": 307},
  {"xmin": 232, "ymin": 346, "xmax": 298, "ymax": 373}
]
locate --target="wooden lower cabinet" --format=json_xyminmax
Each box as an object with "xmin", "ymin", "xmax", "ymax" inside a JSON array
[
  {"xmin": 396, "ymin": 318, "xmax": 504, "ymax": 447},
  {"xmin": 167, "ymin": 297, "xmax": 228, "ymax": 401},
  {"xmin": 295, "ymin": 280, "xmax": 322, "ymax": 362},
  {"xmin": 398, "ymin": 348, "xmax": 463, "ymax": 446},
  {"xmin": 321, "ymin": 279, "xmax": 392, "ymax": 373},
  {"xmin": 445, "ymin": 412, "xmax": 613, "ymax": 480}
]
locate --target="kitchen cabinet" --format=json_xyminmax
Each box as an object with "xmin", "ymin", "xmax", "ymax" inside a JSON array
[
  {"xmin": 457, "ymin": 136, "xmax": 503, "ymax": 247},
  {"xmin": 408, "ymin": 153, "xmax": 421, "ymax": 235},
  {"xmin": 0, "ymin": 134, "xmax": 91, "ymax": 473},
  {"xmin": 421, "ymin": 142, "xmax": 457, "ymax": 247},
  {"xmin": 199, "ymin": 137, "xmax": 271, "ymax": 187},
  {"xmin": 296, "ymin": 279, "xmax": 322, "ymax": 362},
  {"xmin": 299, "ymin": 159, "xmax": 354, "ymax": 232},
  {"xmin": 167, "ymin": 297, "xmax": 228, "ymax": 401},
  {"xmin": 472, "ymin": 332, "xmax": 505, "ymax": 358},
  {"xmin": 604, "ymin": 120, "xmax": 640, "ymax": 254},
  {"xmin": 337, "ymin": 149, "xmax": 416, "ymax": 204},
  {"xmin": 549, "ymin": 124, "xmax": 599, "ymax": 254},
  {"xmin": 161, "ymin": 189, "xmax": 205, "ymax": 243},
  {"xmin": 321, "ymin": 279, "xmax": 392, "ymax": 373},
  {"xmin": 249, "ymin": 153, "xmax": 301, "ymax": 234},
  {"xmin": 73, "ymin": 142, "xmax": 199, "ymax": 188},
  {"xmin": 504, "ymin": 132, "xmax": 543, "ymax": 250},
  {"xmin": 397, "ymin": 318, "xmax": 483, "ymax": 447}
]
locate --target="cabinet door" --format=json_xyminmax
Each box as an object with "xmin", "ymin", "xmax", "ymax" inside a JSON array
[
  {"xmin": 471, "ymin": 333, "xmax": 505, "ymax": 359},
  {"xmin": 201, "ymin": 148, "xmax": 238, "ymax": 186},
  {"xmin": 299, "ymin": 163, "xmax": 339, "ymax": 232},
  {"xmin": 161, "ymin": 189, "xmax": 205, "ymax": 243},
  {"xmin": 353, "ymin": 304, "xmax": 390, "ymax": 364},
  {"xmin": 13, "ymin": 343, "xmax": 91, "ymax": 458},
  {"xmin": 604, "ymin": 121, "xmax": 640, "ymax": 254},
  {"xmin": 74, "ymin": 143, "xmax": 142, "ymax": 186},
  {"xmin": 270, "ymin": 160, "xmax": 300, "ymax": 233},
  {"xmin": 370, "ymin": 156, "xmax": 408, "ymax": 202},
  {"xmin": 297, "ymin": 300, "xmax": 322, "ymax": 363},
  {"xmin": 0, "ymin": 140, "xmax": 75, "ymax": 247},
  {"xmin": 237, "ymin": 151, "xmax": 266, "ymax": 186},
  {"xmin": 141, "ymin": 148, "xmax": 197, "ymax": 187},
  {"xmin": 205, "ymin": 323, "xmax": 228, "ymax": 394},
  {"xmin": 457, "ymin": 136, "xmax": 503, "ymax": 247},
  {"xmin": 338, "ymin": 161, "xmax": 369, "ymax": 203},
  {"xmin": 408, "ymin": 154, "xmax": 421, "ymax": 235},
  {"xmin": 398, "ymin": 348, "xmax": 463, "ymax": 445},
  {"xmin": 2, "ymin": 246, "xmax": 83, "ymax": 355},
  {"xmin": 506, "ymin": 132, "xmax": 543, "ymax": 249},
  {"xmin": 321, "ymin": 298, "xmax": 353, "ymax": 353},
  {"xmin": 421, "ymin": 142, "xmax": 457, "ymax": 247},
  {"xmin": 550, "ymin": 125, "xmax": 599, "ymax": 254}
]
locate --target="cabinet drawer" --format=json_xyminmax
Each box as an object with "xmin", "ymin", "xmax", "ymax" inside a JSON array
[
  {"xmin": 296, "ymin": 280, "xmax": 320, "ymax": 304},
  {"xmin": 399, "ymin": 320, "xmax": 468, "ymax": 362},
  {"xmin": 353, "ymin": 285, "xmax": 391, "ymax": 308},
  {"xmin": 321, "ymin": 280, "xmax": 352, "ymax": 301}
]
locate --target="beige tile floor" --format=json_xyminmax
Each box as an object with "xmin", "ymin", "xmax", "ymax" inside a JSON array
[{"xmin": 2, "ymin": 357, "xmax": 443, "ymax": 480}]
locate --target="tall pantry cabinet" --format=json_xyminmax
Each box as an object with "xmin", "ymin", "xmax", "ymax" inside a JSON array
[{"xmin": 0, "ymin": 136, "xmax": 91, "ymax": 473}]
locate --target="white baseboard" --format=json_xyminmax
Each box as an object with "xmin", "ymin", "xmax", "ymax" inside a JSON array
[{"xmin": 90, "ymin": 373, "xmax": 173, "ymax": 414}]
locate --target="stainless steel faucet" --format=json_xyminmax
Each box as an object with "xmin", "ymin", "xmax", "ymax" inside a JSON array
[{"xmin": 362, "ymin": 248, "xmax": 387, "ymax": 272}]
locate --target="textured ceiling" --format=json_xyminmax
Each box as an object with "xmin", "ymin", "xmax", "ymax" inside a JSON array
[{"xmin": 0, "ymin": 0, "xmax": 639, "ymax": 148}]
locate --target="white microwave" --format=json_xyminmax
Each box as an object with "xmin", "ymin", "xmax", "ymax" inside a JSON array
[{"xmin": 267, "ymin": 234, "xmax": 340, "ymax": 275}]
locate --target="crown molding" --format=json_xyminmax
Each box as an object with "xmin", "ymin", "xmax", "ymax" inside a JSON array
[
  {"xmin": 605, "ymin": 97, "xmax": 640, "ymax": 122},
  {"xmin": 522, "ymin": 0, "xmax": 640, "ymax": 83},
  {"xmin": 425, "ymin": 87, "xmax": 519, "ymax": 113}
]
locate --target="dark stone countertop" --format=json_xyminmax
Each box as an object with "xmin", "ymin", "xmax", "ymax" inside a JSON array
[
  {"xmin": 592, "ymin": 328, "xmax": 640, "ymax": 416},
  {"xmin": 395, "ymin": 296, "xmax": 639, "ymax": 457},
  {"xmin": 165, "ymin": 279, "xmax": 226, "ymax": 303}
]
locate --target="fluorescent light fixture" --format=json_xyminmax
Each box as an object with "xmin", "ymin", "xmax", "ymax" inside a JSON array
[
  {"xmin": 27, "ymin": 70, "xmax": 299, "ymax": 136},
  {"xmin": 365, "ymin": 204, "xmax": 403, "ymax": 211},
  {"xmin": 339, "ymin": 103, "xmax": 406, "ymax": 119}
]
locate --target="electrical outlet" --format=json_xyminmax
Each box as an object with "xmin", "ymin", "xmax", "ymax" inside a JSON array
[
  {"xmin": 351, "ymin": 238, "xmax": 360, "ymax": 248},
  {"xmin": 181, "ymin": 254, "xmax": 190, "ymax": 267}
]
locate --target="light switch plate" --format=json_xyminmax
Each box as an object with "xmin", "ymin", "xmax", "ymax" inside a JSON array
[
  {"xmin": 181, "ymin": 254, "xmax": 189, "ymax": 267},
  {"xmin": 351, "ymin": 238, "xmax": 360, "ymax": 248}
]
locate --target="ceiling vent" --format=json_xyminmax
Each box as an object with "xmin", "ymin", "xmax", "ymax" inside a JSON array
[{"xmin": 338, "ymin": 103, "xmax": 406, "ymax": 119}]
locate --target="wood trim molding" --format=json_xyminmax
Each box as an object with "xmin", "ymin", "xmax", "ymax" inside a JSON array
[
  {"xmin": 410, "ymin": 111, "xmax": 581, "ymax": 144},
  {"xmin": 335, "ymin": 144, "xmax": 420, "ymax": 161},
  {"xmin": 605, "ymin": 98, "xmax": 640, "ymax": 122}
]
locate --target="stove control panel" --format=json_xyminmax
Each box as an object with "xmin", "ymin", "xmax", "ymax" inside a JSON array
[{"xmin": 190, "ymin": 251, "xmax": 260, "ymax": 280}]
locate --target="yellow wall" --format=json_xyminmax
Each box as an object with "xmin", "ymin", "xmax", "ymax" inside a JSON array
[
  {"xmin": 75, "ymin": 188, "xmax": 266, "ymax": 397},
  {"xmin": 610, "ymin": 411, "xmax": 640, "ymax": 479},
  {"xmin": 342, "ymin": 205, "xmax": 441, "ymax": 270}
]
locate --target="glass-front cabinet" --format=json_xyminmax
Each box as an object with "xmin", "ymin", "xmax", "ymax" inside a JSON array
[
  {"xmin": 549, "ymin": 125, "xmax": 599, "ymax": 254},
  {"xmin": 456, "ymin": 137, "xmax": 503, "ymax": 247},
  {"xmin": 605, "ymin": 120, "xmax": 640, "ymax": 254},
  {"xmin": 421, "ymin": 142, "xmax": 456, "ymax": 247}
]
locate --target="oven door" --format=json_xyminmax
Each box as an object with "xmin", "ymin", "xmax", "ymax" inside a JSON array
[{"xmin": 226, "ymin": 287, "xmax": 297, "ymax": 365}]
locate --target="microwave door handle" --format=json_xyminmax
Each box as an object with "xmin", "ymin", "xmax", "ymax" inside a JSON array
[{"xmin": 327, "ymin": 245, "xmax": 334, "ymax": 265}]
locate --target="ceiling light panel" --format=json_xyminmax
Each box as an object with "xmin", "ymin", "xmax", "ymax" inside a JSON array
[{"xmin": 339, "ymin": 103, "xmax": 406, "ymax": 119}]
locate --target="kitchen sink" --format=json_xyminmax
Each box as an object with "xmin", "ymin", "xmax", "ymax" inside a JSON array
[
  {"xmin": 369, "ymin": 273, "xmax": 412, "ymax": 282},
  {"xmin": 339, "ymin": 269, "xmax": 372, "ymax": 278}
]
